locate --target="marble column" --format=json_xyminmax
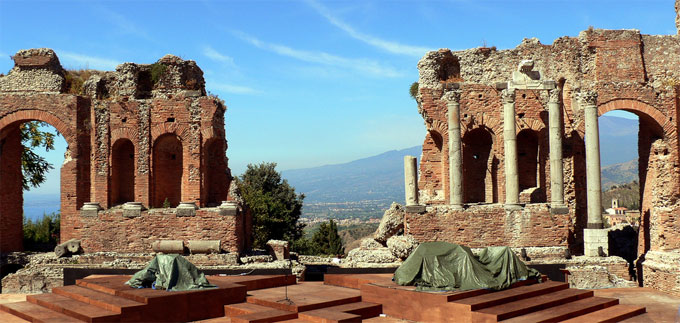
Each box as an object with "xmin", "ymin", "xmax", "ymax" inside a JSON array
[
  {"xmin": 445, "ymin": 90, "xmax": 463, "ymax": 209},
  {"xmin": 582, "ymin": 91, "xmax": 603, "ymax": 229},
  {"xmin": 404, "ymin": 155, "xmax": 418, "ymax": 206},
  {"xmin": 548, "ymin": 89, "xmax": 565, "ymax": 208},
  {"xmin": 502, "ymin": 89, "xmax": 520, "ymax": 209}
]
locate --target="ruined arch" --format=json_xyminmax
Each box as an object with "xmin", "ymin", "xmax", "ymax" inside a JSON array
[
  {"xmin": 110, "ymin": 138, "xmax": 135, "ymax": 205},
  {"xmin": 203, "ymin": 138, "xmax": 228, "ymax": 206},
  {"xmin": 0, "ymin": 110, "xmax": 81, "ymax": 252},
  {"xmin": 462, "ymin": 127, "xmax": 496, "ymax": 203},
  {"xmin": 152, "ymin": 133, "xmax": 183, "ymax": 207},
  {"xmin": 597, "ymin": 100, "xmax": 670, "ymax": 261}
]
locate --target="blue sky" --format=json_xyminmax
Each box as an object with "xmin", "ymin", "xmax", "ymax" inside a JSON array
[{"xmin": 0, "ymin": 0, "xmax": 674, "ymax": 195}]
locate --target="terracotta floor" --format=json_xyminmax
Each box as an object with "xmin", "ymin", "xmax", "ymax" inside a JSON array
[{"xmin": 1, "ymin": 285, "xmax": 679, "ymax": 322}]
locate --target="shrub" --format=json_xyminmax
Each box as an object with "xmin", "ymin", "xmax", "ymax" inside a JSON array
[{"xmin": 23, "ymin": 212, "xmax": 60, "ymax": 251}]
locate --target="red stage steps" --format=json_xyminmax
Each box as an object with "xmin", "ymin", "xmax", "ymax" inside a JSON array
[{"xmin": 0, "ymin": 272, "xmax": 646, "ymax": 322}]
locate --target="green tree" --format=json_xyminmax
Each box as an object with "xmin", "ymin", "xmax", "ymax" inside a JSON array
[
  {"xmin": 20, "ymin": 121, "xmax": 57, "ymax": 191},
  {"xmin": 311, "ymin": 219, "xmax": 344, "ymax": 256},
  {"xmin": 234, "ymin": 162, "xmax": 305, "ymax": 249},
  {"xmin": 23, "ymin": 212, "xmax": 60, "ymax": 251}
]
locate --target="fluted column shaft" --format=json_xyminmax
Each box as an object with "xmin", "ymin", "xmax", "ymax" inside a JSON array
[
  {"xmin": 445, "ymin": 90, "xmax": 463, "ymax": 209},
  {"xmin": 548, "ymin": 89, "xmax": 565, "ymax": 207},
  {"xmin": 583, "ymin": 91, "xmax": 603, "ymax": 229},
  {"xmin": 502, "ymin": 89, "xmax": 520, "ymax": 208}
]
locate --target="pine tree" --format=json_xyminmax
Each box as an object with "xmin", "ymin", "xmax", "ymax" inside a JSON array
[{"xmin": 311, "ymin": 219, "xmax": 344, "ymax": 256}]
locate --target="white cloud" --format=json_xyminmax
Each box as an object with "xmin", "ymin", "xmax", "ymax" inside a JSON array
[
  {"xmin": 203, "ymin": 46, "xmax": 235, "ymax": 65},
  {"xmin": 90, "ymin": 3, "xmax": 153, "ymax": 41},
  {"xmin": 209, "ymin": 81, "xmax": 259, "ymax": 95},
  {"xmin": 232, "ymin": 31, "xmax": 403, "ymax": 78},
  {"xmin": 304, "ymin": 0, "xmax": 430, "ymax": 57},
  {"xmin": 57, "ymin": 51, "xmax": 120, "ymax": 70}
]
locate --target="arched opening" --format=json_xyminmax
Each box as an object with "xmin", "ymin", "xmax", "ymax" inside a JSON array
[
  {"xmin": 419, "ymin": 130, "xmax": 445, "ymax": 203},
  {"xmin": 597, "ymin": 104, "xmax": 666, "ymax": 285},
  {"xmin": 111, "ymin": 138, "xmax": 135, "ymax": 206},
  {"xmin": 462, "ymin": 128, "xmax": 493, "ymax": 203},
  {"xmin": 152, "ymin": 134, "xmax": 182, "ymax": 208},
  {"xmin": 0, "ymin": 121, "xmax": 66, "ymax": 253},
  {"xmin": 204, "ymin": 139, "xmax": 227, "ymax": 206},
  {"xmin": 517, "ymin": 129, "xmax": 538, "ymax": 190}
]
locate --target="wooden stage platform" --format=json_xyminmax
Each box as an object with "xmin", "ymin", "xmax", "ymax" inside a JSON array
[{"xmin": 0, "ymin": 273, "xmax": 645, "ymax": 322}]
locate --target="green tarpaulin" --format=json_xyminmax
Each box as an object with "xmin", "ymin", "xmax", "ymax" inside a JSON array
[
  {"xmin": 393, "ymin": 242, "xmax": 541, "ymax": 291},
  {"xmin": 125, "ymin": 254, "xmax": 215, "ymax": 291}
]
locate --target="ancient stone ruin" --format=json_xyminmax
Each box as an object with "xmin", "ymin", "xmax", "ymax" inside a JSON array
[
  {"xmin": 406, "ymin": 4, "xmax": 680, "ymax": 296},
  {"xmin": 0, "ymin": 49, "xmax": 251, "ymax": 254}
]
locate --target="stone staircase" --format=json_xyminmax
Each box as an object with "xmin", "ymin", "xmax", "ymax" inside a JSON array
[
  {"xmin": 0, "ymin": 273, "xmax": 646, "ymax": 322},
  {"xmin": 332, "ymin": 273, "xmax": 646, "ymax": 322}
]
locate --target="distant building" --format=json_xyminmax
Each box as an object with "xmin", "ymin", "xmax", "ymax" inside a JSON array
[{"xmin": 605, "ymin": 198, "xmax": 627, "ymax": 215}]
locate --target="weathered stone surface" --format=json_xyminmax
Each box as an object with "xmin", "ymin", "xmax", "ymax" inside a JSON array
[
  {"xmin": 345, "ymin": 247, "xmax": 399, "ymax": 265},
  {"xmin": 374, "ymin": 203, "xmax": 405, "ymax": 243},
  {"xmin": 387, "ymin": 235, "xmax": 419, "ymax": 260},
  {"xmin": 0, "ymin": 48, "xmax": 64, "ymax": 93},
  {"xmin": 360, "ymin": 238, "xmax": 384, "ymax": 249},
  {"xmin": 1, "ymin": 266, "xmax": 63, "ymax": 293},
  {"xmin": 151, "ymin": 240, "xmax": 184, "ymax": 254},
  {"xmin": 266, "ymin": 240, "xmax": 290, "ymax": 260},
  {"xmin": 565, "ymin": 265, "xmax": 636, "ymax": 289},
  {"xmin": 187, "ymin": 240, "xmax": 220, "ymax": 254}
]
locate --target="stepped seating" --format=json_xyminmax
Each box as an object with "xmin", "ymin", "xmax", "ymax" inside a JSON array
[{"xmin": 0, "ymin": 273, "xmax": 646, "ymax": 322}]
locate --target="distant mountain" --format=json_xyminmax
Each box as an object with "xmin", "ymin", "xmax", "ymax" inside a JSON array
[
  {"xmin": 282, "ymin": 146, "xmax": 421, "ymax": 204},
  {"xmin": 601, "ymin": 159, "xmax": 638, "ymax": 190},
  {"xmin": 599, "ymin": 115, "xmax": 638, "ymax": 166}
]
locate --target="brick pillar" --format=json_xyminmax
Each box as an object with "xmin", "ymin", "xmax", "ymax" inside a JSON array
[
  {"xmin": 445, "ymin": 90, "xmax": 463, "ymax": 209},
  {"xmin": 90, "ymin": 102, "xmax": 110, "ymax": 208},
  {"xmin": 502, "ymin": 89, "xmax": 520, "ymax": 209},
  {"xmin": 0, "ymin": 126, "xmax": 24, "ymax": 252}
]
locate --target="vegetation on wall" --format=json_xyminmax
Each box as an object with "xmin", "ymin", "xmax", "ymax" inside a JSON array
[
  {"xmin": 409, "ymin": 82, "xmax": 418, "ymax": 100},
  {"xmin": 150, "ymin": 63, "xmax": 167, "ymax": 85}
]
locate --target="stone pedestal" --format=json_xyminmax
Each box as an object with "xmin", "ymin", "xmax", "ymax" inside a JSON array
[
  {"xmin": 81, "ymin": 202, "xmax": 102, "ymax": 217},
  {"xmin": 123, "ymin": 202, "xmax": 144, "ymax": 218},
  {"xmin": 176, "ymin": 201, "xmax": 198, "ymax": 217},
  {"xmin": 584, "ymin": 228, "xmax": 609, "ymax": 257},
  {"xmin": 219, "ymin": 200, "xmax": 239, "ymax": 216},
  {"xmin": 445, "ymin": 90, "xmax": 464, "ymax": 210},
  {"xmin": 266, "ymin": 239, "xmax": 290, "ymax": 260}
]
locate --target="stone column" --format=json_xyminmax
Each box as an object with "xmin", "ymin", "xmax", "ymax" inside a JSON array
[
  {"xmin": 445, "ymin": 90, "xmax": 463, "ymax": 209},
  {"xmin": 404, "ymin": 155, "xmax": 418, "ymax": 206},
  {"xmin": 582, "ymin": 91, "xmax": 603, "ymax": 229},
  {"xmin": 502, "ymin": 89, "xmax": 520, "ymax": 209},
  {"xmin": 548, "ymin": 89, "xmax": 566, "ymax": 210}
]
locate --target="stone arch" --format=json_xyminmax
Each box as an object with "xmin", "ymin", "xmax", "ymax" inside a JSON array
[
  {"xmin": 152, "ymin": 133, "xmax": 183, "ymax": 207},
  {"xmin": 0, "ymin": 110, "xmax": 77, "ymax": 154},
  {"xmin": 110, "ymin": 138, "xmax": 135, "ymax": 206},
  {"xmin": 596, "ymin": 99, "xmax": 670, "ymax": 264},
  {"xmin": 462, "ymin": 127, "xmax": 496, "ymax": 203},
  {"xmin": 111, "ymin": 127, "xmax": 139, "ymax": 144},
  {"xmin": 150, "ymin": 123, "xmax": 190, "ymax": 142},
  {"xmin": 203, "ymin": 138, "xmax": 228, "ymax": 206}
]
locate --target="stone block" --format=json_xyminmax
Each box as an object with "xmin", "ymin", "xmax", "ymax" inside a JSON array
[
  {"xmin": 219, "ymin": 201, "xmax": 239, "ymax": 216},
  {"xmin": 122, "ymin": 202, "xmax": 145, "ymax": 218},
  {"xmin": 176, "ymin": 201, "xmax": 197, "ymax": 217},
  {"xmin": 80, "ymin": 202, "xmax": 102, "ymax": 218},
  {"xmin": 584, "ymin": 229, "xmax": 609, "ymax": 257},
  {"xmin": 266, "ymin": 240, "xmax": 290, "ymax": 260}
]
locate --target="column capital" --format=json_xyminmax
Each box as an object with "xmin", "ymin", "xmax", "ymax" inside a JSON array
[
  {"xmin": 501, "ymin": 89, "xmax": 515, "ymax": 103},
  {"xmin": 579, "ymin": 90, "xmax": 598, "ymax": 107},
  {"xmin": 549, "ymin": 89, "xmax": 560, "ymax": 104},
  {"xmin": 443, "ymin": 90, "xmax": 461, "ymax": 104}
]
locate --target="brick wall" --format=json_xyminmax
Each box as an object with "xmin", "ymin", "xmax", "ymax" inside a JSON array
[{"xmin": 0, "ymin": 49, "xmax": 247, "ymax": 254}]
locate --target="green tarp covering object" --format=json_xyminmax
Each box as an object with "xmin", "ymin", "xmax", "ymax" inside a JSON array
[
  {"xmin": 125, "ymin": 254, "xmax": 216, "ymax": 291},
  {"xmin": 393, "ymin": 242, "xmax": 542, "ymax": 291}
]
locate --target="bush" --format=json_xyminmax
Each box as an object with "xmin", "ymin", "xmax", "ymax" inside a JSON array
[
  {"xmin": 310, "ymin": 219, "xmax": 344, "ymax": 256},
  {"xmin": 23, "ymin": 212, "xmax": 60, "ymax": 251}
]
